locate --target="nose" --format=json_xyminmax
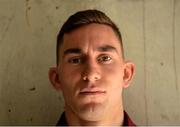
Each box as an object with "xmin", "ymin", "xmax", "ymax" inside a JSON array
[{"xmin": 82, "ymin": 60, "xmax": 101, "ymax": 82}]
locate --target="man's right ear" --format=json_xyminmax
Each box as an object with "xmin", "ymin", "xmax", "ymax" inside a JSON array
[{"xmin": 48, "ymin": 67, "xmax": 62, "ymax": 91}]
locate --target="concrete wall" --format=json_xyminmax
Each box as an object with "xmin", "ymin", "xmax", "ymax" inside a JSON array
[{"xmin": 0, "ymin": 0, "xmax": 179, "ymax": 125}]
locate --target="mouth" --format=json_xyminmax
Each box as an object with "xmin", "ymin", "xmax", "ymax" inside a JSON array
[
  {"xmin": 79, "ymin": 89, "xmax": 106, "ymax": 95},
  {"xmin": 78, "ymin": 88, "xmax": 107, "ymax": 103}
]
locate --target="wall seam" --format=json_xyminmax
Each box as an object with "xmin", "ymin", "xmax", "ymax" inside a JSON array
[
  {"xmin": 172, "ymin": 0, "xmax": 179, "ymax": 121},
  {"xmin": 143, "ymin": 0, "xmax": 148, "ymax": 125}
]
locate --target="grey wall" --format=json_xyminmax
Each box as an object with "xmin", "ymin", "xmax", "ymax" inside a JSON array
[{"xmin": 0, "ymin": 0, "xmax": 180, "ymax": 125}]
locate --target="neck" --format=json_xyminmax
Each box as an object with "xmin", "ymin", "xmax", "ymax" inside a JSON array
[{"xmin": 65, "ymin": 104, "xmax": 124, "ymax": 126}]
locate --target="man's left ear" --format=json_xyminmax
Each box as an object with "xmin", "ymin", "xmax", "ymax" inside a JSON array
[{"xmin": 122, "ymin": 61, "xmax": 135, "ymax": 88}]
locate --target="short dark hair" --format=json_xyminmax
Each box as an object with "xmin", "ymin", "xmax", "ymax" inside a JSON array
[{"xmin": 56, "ymin": 9, "xmax": 124, "ymax": 65}]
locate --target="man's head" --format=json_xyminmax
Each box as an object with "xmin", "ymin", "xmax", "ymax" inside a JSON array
[
  {"xmin": 56, "ymin": 9, "xmax": 124, "ymax": 65},
  {"xmin": 49, "ymin": 9, "xmax": 135, "ymax": 125}
]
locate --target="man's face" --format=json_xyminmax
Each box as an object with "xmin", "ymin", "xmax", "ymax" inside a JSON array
[{"xmin": 55, "ymin": 23, "xmax": 132, "ymax": 121}]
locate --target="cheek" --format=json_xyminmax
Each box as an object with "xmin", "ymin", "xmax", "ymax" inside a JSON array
[
  {"xmin": 59, "ymin": 65, "xmax": 82, "ymax": 91},
  {"xmin": 103, "ymin": 63, "xmax": 124, "ymax": 82},
  {"xmin": 102, "ymin": 64, "xmax": 124, "ymax": 92},
  {"xmin": 60, "ymin": 64, "xmax": 81, "ymax": 80}
]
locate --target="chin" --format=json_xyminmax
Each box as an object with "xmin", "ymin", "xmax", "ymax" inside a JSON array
[{"xmin": 76, "ymin": 102, "xmax": 107, "ymax": 121}]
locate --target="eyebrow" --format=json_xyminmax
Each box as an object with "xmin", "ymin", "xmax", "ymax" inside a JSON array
[
  {"xmin": 64, "ymin": 48, "xmax": 82, "ymax": 55},
  {"xmin": 63, "ymin": 45, "xmax": 117, "ymax": 57},
  {"xmin": 97, "ymin": 45, "xmax": 117, "ymax": 52}
]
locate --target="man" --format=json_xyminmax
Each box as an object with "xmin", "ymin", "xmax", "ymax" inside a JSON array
[{"xmin": 49, "ymin": 9, "xmax": 136, "ymax": 126}]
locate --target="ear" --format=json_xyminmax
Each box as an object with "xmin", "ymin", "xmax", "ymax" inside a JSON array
[
  {"xmin": 122, "ymin": 61, "xmax": 135, "ymax": 88},
  {"xmin": 48, "ymin": 67, "xmax": 62, "ymax": 91}
]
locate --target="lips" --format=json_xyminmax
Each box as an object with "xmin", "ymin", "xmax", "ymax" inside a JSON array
[{"xmin": 79, "ymin": 88, "xmax": 106, "ymax": 95}]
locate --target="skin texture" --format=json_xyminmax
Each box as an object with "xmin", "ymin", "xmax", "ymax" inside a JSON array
[{"xmin": 49, "ymin": 23, "xmax": 135, "ymax": 126}]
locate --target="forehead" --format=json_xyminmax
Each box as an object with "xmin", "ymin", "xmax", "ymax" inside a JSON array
[{"xmin": 60, "ymin": 23, "xmax": 122, "ymax": 54}]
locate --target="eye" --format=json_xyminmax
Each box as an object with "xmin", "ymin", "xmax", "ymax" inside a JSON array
[
  {"xmin": 67, "ymin": 57, "xmax": 82, "ymax": 64},
  {"xmin": 98, "ymin": 55, "xmax": 112, "ymax": 64}
]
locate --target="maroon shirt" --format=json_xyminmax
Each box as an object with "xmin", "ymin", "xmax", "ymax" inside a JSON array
[
  {"xmin": 123, "ymin": 111, "xmax": 136, "ymax": 126},
  {"xmin": 57, "ymin": 111, "xmax": 136, "ymax": 126}
]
